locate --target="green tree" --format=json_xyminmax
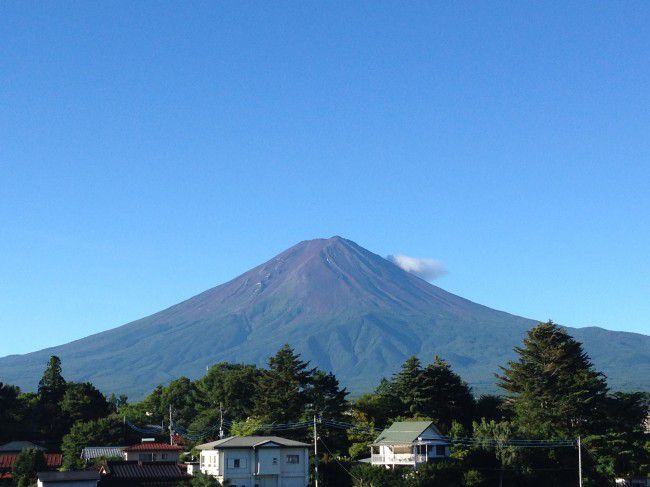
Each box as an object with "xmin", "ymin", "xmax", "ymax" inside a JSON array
[
  {"xmin": 37, "ymin": 355, "xmax": 68, "ymax": 441},
  {"xmin": 61, "ymin": 382, "xmax": 112, "ymax": 425},
  {"xmin": 0, "ymin": 382, "xmax": 24, "ymax": 443},
  {"xmin": 194, "ymin": 362, "xmax": 260, "ymax": 421},
  {"xmin": 177, "ymin": 471, "xmax": 229, "ymax": 486},
  {"xmin": 393, "ymin": 356, "xmax": 425, "ymax": 416},
  {"xmin": 253, "ymin": 344, "xmax": 314, "ymax": 423},
  {"xmin": 474, "ymin": 394, "xmax": 509, "ymax": 423},
  {"xmin": 161, "ymin": 377, "xmax": 200, "ymax": 427},
  {"xmin": 360, "ymin": 380, "xmax": 403, "ymax": 427},
  {"xmin": 12, "ymin": 448, "xmax": 47, "ymax": 486},
  {"xmin": 472, "ymin": 419, "xmax": 519, "ymax": 487},
  {"xmin": 38, "ymin": 356, "xmax": 67, "ymax": 403},
  {"xmin": 497, "ymin": 321, "xmax": 608, "ymax": 436},
  {"xmin": 61, "ymin": 414, "xmax": 136, "ymax": 470},
  {"xmin": 305, "ymin": 370, "xmax": 348, "ymax": 419},
  {"xmin": 228, "ymin": 417, "xmax": 263, "ymax": 437},
  {"xmin": 403, "ymin": 460, "xmax": 464, "ymax": 487},
  {"xmin": 419, "ymin": 356, "xmax": 475, "ymax": 431},
  {"xmin": 584, "ymin": 392, "xmax": 650, "ymax": 480},
  {"xmin": 108, "ymin": 393, "xmax": 129, "ymax": 413},
  {"xmin": 350, "ymin": 463, "xmax": 402, "ymax": 487}
]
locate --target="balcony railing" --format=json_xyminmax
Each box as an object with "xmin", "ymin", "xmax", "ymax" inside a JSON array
[{"xmin": 370, "ymin": 453, "xmax": 428, "ymax": 465}]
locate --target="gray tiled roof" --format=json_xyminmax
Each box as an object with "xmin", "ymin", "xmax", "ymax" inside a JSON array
[
  {"xmin": 81, "ymin": 446, "xmax": 125, "ymax": 460},
  {"xmin": 196, "ymin": 436, "xmax": 310, "ymax": 450},
  {"xmin": 104, "ymin": 461, "xmax": 187, "ymax": 480},
  {"xmin": 38, "ymin": 471, "xmax": 100, "ymax": 481},
  {"xmin": 0, "ymin": 441, "xmax": 45, "ymax": 452}
]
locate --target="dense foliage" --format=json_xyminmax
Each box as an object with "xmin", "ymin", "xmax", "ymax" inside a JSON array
[{"xmin": 1, "ymin": 323, "xmax": 648, "ymax": 487}]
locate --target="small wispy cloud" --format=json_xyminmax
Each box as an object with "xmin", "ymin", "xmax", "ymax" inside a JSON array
[{"xmin": 387, "ymin": 254, "xmax": 448, "ymax": 281}]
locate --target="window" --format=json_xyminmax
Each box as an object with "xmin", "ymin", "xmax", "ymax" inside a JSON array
[
  {"xmin": 286, "ymin": 454, "xmax": 300, "ymax": 464},
  {"xmin": 234, "ymin": 458, "xmax": 240, "ymax": 468},
  {"xmin": 272, "ymin": 457, "xmax": 278, "ymax": 464},
  {"xmin": 436, "ymin": 445, "xmax": 446, "ymax": 456},
  {"xmin": 138, "ymin": 453, "xmax": 153, "ymax": 462},
  {"xmin": 161, "ymin": 453, "xmax": 168, "ymax": 460}
]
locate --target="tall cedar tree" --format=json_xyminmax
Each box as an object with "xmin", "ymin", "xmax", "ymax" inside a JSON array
[
  {"xmin": 38, "ymin": 356, "xmax": 67, "ymax": 402},
  {"xmin": 254, "ymin": 344, "xmax": 315, "ymax": 423},
  {"xmin": 393, "ymin": 356, "xmax": 426, "ymax": 416},
  {"xmin": 420, "ymin": 356, "xmax": 475, "ymax": 431},
  {"xmin": 497, "ymin": 321, "xmax": 608, "ymax": 436},
  {"xmin": 37, "ymin": 355, "xmax": 68, "ymax": 441}
]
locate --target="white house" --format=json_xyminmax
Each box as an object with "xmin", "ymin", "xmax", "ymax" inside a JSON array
[
  {"xmin": 369, "ymin": 420, "xmax": 450, "ymax": 468},
  {"xmin": 195, "ymin": 436, "xmax": 310, "ymax": 487},
  {"xmin": 37, "ymin": 471, "xmax": 100, "ymax": 487}
]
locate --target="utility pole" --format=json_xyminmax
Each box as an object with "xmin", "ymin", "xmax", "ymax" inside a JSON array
[
  {"xmin": 577, "ymin": 436, "xmax": 583, "ymax": 487},
  {"xmin": 219, "ymin": 402, "xmax": 225, "ymax": 439},
  {"xmin": 313, "ymin": 414, "xmax": 319, "ymax": 487},
  {"xmin": 169, "ymin": 404, "xmax": 173, "ymax": 445}
]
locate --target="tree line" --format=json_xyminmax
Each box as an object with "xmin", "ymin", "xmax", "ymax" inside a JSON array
[{"xmin": 1, "ymin": 321, "xmax": 648, "ymax": 486}]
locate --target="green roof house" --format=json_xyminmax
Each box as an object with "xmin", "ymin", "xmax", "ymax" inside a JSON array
[{"xmin": 370, "ymin": 421, "xmax": 450, "ymax": 468}]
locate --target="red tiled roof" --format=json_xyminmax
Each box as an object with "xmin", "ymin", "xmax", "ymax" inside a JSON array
[
  {"xmin": 123, "ymin": 443, "xmax": 181, "ymax": 452},
  {"xmin": 0, "ymin": 453, "xmax": 62, "ymax": 469},
  {"xmin": 104, "ymin": 461, "xmax": 188, "ymax": 480},
  {"xmin": 45, "ymin": 453, "xmax": 63, "ymax": 467}
]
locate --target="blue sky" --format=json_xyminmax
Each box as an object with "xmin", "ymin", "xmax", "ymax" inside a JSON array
[{"xmin": 1, "ymin": 2, "xmax": 649, "ymax": 357}]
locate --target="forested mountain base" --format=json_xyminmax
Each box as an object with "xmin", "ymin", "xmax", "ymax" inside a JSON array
[{"xmin": 1, "ymin": 321, "xmax": 648, "ymax": 486}]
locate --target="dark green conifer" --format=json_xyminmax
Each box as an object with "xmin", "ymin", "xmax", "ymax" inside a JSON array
[{"xmin": 497, "ymin": 320, "xmax": 608, "ymax": 436}]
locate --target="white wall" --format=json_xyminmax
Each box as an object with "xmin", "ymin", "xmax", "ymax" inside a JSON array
[
  {"xmin": 199, "ymin": 447, "xmax": 309, "ymax": 487},
  {"xmin": 38, "ymin": 481, "xmax": 97, "ymax": 487},
  {"xmin": 124, "ymin": 450, "xmax": 180, "ymax": 462}
]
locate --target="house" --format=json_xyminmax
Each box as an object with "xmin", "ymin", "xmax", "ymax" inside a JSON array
[
  {"xmin": 0, "ymin": 441, "xmax": 46, "ymax": 453},
  {"xmin": 122, "ymin": 441, "xmax": 181, "ymax": 463},
  {"xmin": 0, "ymin": 453, "xmax": 63, "ymax": 481},
  {"xmin": 183, "ymin": 461, "xmax": 200, "ymax": 476},
  {"xmin": 369, "ymin": 420, "xmax": 450, "ymax": 468},
  {"xmin": 80, "ymin": 447, "xmax": 125, "ymax": 463},
  {"xmin": 195, "ymin": 436, "xmax": 310, "ymax": 487},
  {"xmin": 98, "ymin": 460, "xmax": 189, "ymax": 486},
  {"xmin": 37, "ymin": 471, "xmax": 100, "ymax": 487}
]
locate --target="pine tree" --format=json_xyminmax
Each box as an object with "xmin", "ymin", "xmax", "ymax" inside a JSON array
[
  {"xmin": 393, "ymin": 356, "xmax": 426, "ymax": 416},
  {"xmin": 305, "ymin": 370, "xmax": 348, "ymax": 420},
  {"xmin": 37, "ymin": 355, "xmax": 68, "ymax": 441},
  {"xmin": 419, "ymin": 356, "xmax": 475, "ymax": 430},
  {"xmin": 38, "ymin": 356, "xmax": 66, "ymax": 403},
  {"xmin": 497, "ymin": 320, "xmax": 608, "ymax": 436},
  {"xmin": 253, "ymin": 344, "xmax": 315, "ymax": 423}
]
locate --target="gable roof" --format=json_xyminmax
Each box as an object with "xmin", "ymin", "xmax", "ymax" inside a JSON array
[
  {"xmin": 102, "ymin": 461, "xmax": 188, "ymax": 480},
  {"xmin": 81, "ymin": 447, "xmax": 125, "ymax": 460},
  {"xmin": 196, "ymin": 436, "xmax": 310, "ymax": 450},
  {"xmin": 0, "ymin": 441, "xmax": 45, "ymax": 452},
  {"xmin": 373, "ymin": 421, "xmax": 443, "ymax": 445},
  {"xmin": 0, "ymin": 453, "xmax": 62, "ymax": 470},
  {"xmin": 123, "ymin": 442, "xmax": 181, "ymax": 452},
  {"xmin": 37, "ymin": 471, "xmax": 100, "ymax": 482}
]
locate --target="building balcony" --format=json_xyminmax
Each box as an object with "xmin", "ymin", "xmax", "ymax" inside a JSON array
[{"xmin": 370, "ymin": 453, "xmax": 428, "ymax": 465}]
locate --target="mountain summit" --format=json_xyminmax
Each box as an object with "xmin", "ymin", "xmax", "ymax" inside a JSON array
[{"xmin": 1, "ymin": 236, "xmax": 648, "ymax": 397}]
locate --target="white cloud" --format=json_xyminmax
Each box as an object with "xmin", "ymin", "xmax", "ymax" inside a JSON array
[{"xmin": 387, "ymin": 254, "xmax": 448, "ymax": 281}]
